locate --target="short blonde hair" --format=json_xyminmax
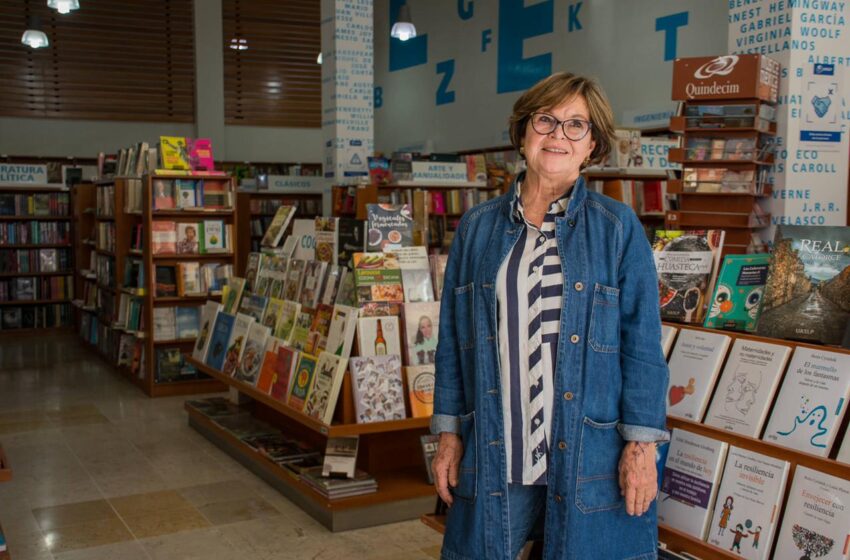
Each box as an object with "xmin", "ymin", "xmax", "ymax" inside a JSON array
[{"xmin": 509, "ymin": 72, "xmax": 615, "ymax": 167}]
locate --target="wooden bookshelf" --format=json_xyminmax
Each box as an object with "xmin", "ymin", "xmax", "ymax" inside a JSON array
[
  {"xmin": 0, "ymin": 444, "xmax": 10, "ymax": 482},
  {"xmin": 0, "ymin": 185, "xmax": 75, "ymax": 333}
]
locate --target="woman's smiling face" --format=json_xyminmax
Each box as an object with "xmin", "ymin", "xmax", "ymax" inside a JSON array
[{"xmin": 522, "ymin": 95, "xmax": 596, "ymax": 183}]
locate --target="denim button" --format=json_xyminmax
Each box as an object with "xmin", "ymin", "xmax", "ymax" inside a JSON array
[
  {"xmin": 554, "ymin": 494, "xmax": 563, "ymax": 502},
  {"xmin": 563, "ymin": 391, "xmax": 574, "ymax": 401},
  {"xmin": 567, "ymin": 219, "xmax": 576, "ymax": 227},
  {"xmin": 574, "ymin": 281, "xmax": 584, "ymax": 291},
  {"xmin": 570, "ymin": 334, "xmax": 580, "ymax": 343},
  {"xmin": 558, "ymin": 441, "xmax": 567, "ymax": 450}
]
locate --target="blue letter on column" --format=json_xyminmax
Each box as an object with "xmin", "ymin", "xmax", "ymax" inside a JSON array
[
  {"xmin": 655, "ymin": 12, "xmax": 688, "ymax": 61},
  {"xmin": 436, "ymin": 60, "xmax": 456, "ymax": 105},
  {"xmin": 389, "ymin": 0, "xmax": 428, "ymax": 72},
  {"xmin": 458, "ymin": 0, "xmax": 473, "ymax": 20},
  {"xmin": 497, "ymin": 0, "xmax": 553, "ymax": 93},
  {"xmin": 568, "ymin": 2, "xmax": 582, "ymax": 32},
  {"xmin": 482, "ymin": 29, "xmax": 492, "ymax": 52}
]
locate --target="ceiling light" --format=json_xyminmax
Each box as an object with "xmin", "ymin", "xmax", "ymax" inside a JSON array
[
  {"xmin": 317, "ymin": 52, "xmax": 322, "ymax": 65},
  {"xmin": 47, "ymin": 0, "xmax": 79, "ymax": 14},
  {"xmin": 229, "ymin": 37, "xmax": 248, "ymax": 51},
  {"xmin": 21, "ymin": 17, "xmax": 48, "ymax": 48},
  {"xmin": 390, "ymin": 4, "xmax": 416, "ymax": 41}
]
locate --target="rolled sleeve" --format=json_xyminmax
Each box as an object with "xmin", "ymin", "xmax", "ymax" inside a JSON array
[
  {"xmin": 431, "ymin": 413, "xmax": 461, "ymax": 435},
  {"xmin": 618, "ymin": 423, "xmax": 669, "ymax": 443}
]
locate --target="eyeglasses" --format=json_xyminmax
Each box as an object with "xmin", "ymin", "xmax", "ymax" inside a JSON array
[{"xmin": 530, "ymin": 112, "xmax": 593, "ymax": 141}]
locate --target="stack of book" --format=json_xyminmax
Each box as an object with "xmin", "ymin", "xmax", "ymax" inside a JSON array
[{"xmin": 300, "ymin": 467, "xmax": 377, "ymax": 499}]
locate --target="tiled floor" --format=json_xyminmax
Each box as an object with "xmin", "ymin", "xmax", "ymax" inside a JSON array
[{"xmin": 0, "ymin": 335, "xmax": 443, "ymax": 559}]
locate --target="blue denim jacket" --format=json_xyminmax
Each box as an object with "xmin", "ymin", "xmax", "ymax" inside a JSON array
[{"xmin": 432, "ymin": 174, "xmax": 669, "ymax": 560}]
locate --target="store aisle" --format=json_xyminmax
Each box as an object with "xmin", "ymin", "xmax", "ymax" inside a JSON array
[{"xmin": 0, "ymin": 335, "xmax": 442, "ymax": 560}]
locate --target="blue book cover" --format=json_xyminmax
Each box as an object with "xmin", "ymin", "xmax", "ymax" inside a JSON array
[
  {"xmin": 205, "ymin": 312, "xmax": 235, "ymax": 371},
  {"xmin": 176, "ymin": 306, "xmax": 201, "ymax": 339}
]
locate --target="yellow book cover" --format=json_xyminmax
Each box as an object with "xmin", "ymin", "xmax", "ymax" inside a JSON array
[{"xmin": 159, "ymin": 136, "xmax": 190, "ymax": 170}]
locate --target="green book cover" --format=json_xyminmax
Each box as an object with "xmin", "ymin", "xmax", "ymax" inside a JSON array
[{"xmin": 703, "ymin": 253, "xmax": 770, "ymax": 332}]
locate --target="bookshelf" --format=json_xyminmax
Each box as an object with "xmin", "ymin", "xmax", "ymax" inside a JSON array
[
  {"xmin": 0, "ymin": 185, "xmax": 74, "ymax": 334},
  {"xmin": 235, "ymin": 189, "xmax": 324, "ymax": 274},
  {"xmin": 583, "ymin": 167, "xmax": 673, "ymax": 239},
  {"xmin": 185, "ymin": 357, "xmax": 434, "ymax": 531},
  {"xmin": 72, "ymin": 182, "xmax": 96, "ymax": 342}
]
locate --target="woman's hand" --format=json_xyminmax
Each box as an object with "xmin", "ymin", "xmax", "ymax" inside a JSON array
[
  {"xmin": 432, "ymin": 432, "xmax": 464, "ymax": 506},
  {"xmin": 618, "ymin": 441, "xmax": 658, "ymax": 516}
]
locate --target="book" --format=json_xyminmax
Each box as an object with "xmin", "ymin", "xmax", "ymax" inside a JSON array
[
  {"xmin": 838, "ymin": 436, "xmax": 850, "ymax": 465},
  {"xmin": 153, "ymin": 179, "xmax": 175, "ymax": 209},
  {"xmin": 287, "ymin": 352, "xmax": 318, "ymax": 412},
  {"xmin": 160, "ymin": 136, "xmax": 190, "ymax": 170},
  {"xmin": 283, "ymin": 259, "xmax": 306, "ymax": 301},
  {"xmin": 349, "ymin": 355, "xmax": 405, "ymax": 423},
  {"xmin": 201, "ymin": 181, "xmax": 229, "ymax": 209},
  {"xmin": 234, "ymin": 322, "xmax": 270, "ymax": 385},
  {"xmin": 205, "ymin": 312, "xmax": 236, "ymax": 371},
  {"xmin": 244, "ymin": 252, "xmax": 261, "ymax": 290},
  {"xmin": 187, "ymin": 138, "xmax": 214, "ymax": 171},
  {"xmin": 703, "ymin": 339, "xmax": 791, "ymax": 438},
  {"xmin": 314, "ymin": 217, "xmax": 339, "ymax": 263},
  {"xmin": 403, "ymin": 301, "xmax": 440, "ymax": 366},
  {"xmin": 308, "ymin": 303, "xmax": 334, "ymax": 351},
  {"xmin": 275, "ymin": 300, "xmax": 301, "ymax": 342},
  {"xmin": 151, "ymin": 221, "xmax": 177, "ymax": 254},
  {"xmin": 421, "ymin": 434, "xmax": 439, "ymax": 484},
  {"xmin": 261, "ymin": 297, "xmax": 286, "ymax": 332},
  {"xmin": 177, "ymin": 262, "xmax": 202, "ymax": 296},
  {"xmin": 289, "ymin": 309, "xmax": 317, "ymax": 353},
  {"xmin": 337, "ymin": 218, "xmax": 365, "ymax": 267},
  {"xmin": 366, "ymin": 203, "xmax": 413, "ymax": 251},
  {"xmin": 658, "ymin": 428, "xmax": 729, "ymax": 540},
  {"xmin": 175, "ymin": 180, "xmax": 197, "ymax": 209},
  {"xmin": 175, "ymin": 306, "xmax": 201, "ymax": 339},
  {"xmin": 320, "ymin": 265, "xmax": 346, "ymax": 306},
  {"xmin": 290, "ymin": 219, "xmax": 316, "ymax": 260},
  {"xmin": 757, "ymin": 226, "xmax": 850, "ymax": 345},
  {"xmin": 238, "ymin": 294, "xmax": 269, "ymax": 323},
  {"xmin": 772, "ymin": 466, "xmax": 850, "ymax": 560},
  {"xmin": 200, "ymin": 220, "xmax": 226, "ymax": 253},
  {"xmin": 430, "ymin": 254, "xmax": 448, "ymax": 300},
  {"xmin": 156, "ymin": 348, "xmax": 185, "ymax": 382},
  {"xmin": 221, "ymin": 277, "xmax": 246, "ymax": 314},
  {"xmin": 176, "ymin": 223, "xmax": 200, "ymax": 254},
  {"xmin": 261, "ymin": 205, "xmax": 297, "ymax": 248},
  {"xmin": 396, "ymin": 246, "xmax": 435, "ymax": 302},
  {"xmin": 254, "ymin": 336, "xmax": 286, "ymax": 394},
  {"xmin": 192, "ymin": 301, "xmax": 222, "ymax": 362},
  {"xmin": 324, "ymin": 304, "xmax": 359, "ymax": 359},
  {"xmin": 322, "ymin": 436, "xmax": 359, "ymax": 478},
  {"xmin": 666, "ymin": 328, "xmax": 732, "ymax": 421},
  {"xmin": 406, "ymin": 365, "xmax": 435, "ymax": 417},
  {"xmin": 153, "ymin": 307, "xmax": 177, "ymax": 341},
  {"xmin": 334, "ymin": 267, "xmax": 357, "ymax": 307},
  {"xmin": 352, "ymin": 252, "xmax": 404, "ymax": 304},
  {"xmin": 762, "ymin": 347, "xmax": 850, "ymax": 457},
  {"xmin": 706, "ymin": 446, "xmax": 790, "ymax": 559},
  {"xmin": 303, "ymin": 351, "xmax": 347, "ymax": 425},
  {"xmin": 357, "ymin": 315, "xmax": 402, "ymax": 357},
  {"xmin": 653, "ymin": 230, "xmax": 726, "ymax": 324},
  {"xmin": 299, "ymin": 260, "xmax": 327, "ymax": 309},
  {"xmin": 222, "ymin": 313, "xmax": 255, "ymax": 376},
  {"xmin": 271, "ymin": 346, "xmax": 299, "ymax": 402},
  {"xmin": 661, "ymin": 324, "xmax": 678, "ymax": 358},
  {"xmin": 704, "ymin": 254, "xmax": 771, "ymax": 333}
]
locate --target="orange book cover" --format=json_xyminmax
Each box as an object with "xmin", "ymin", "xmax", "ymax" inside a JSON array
[
  {"xmin": 405, "ymin": 366, "xmax": 434, "ymax": 418},
  {"xmin": 255, "ymin": 337, "xmax": 284, "ymax": 394}
]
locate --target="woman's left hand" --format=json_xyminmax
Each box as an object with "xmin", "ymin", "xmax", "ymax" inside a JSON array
[{"xmin": 618, "ymin": 441, "xmax": 658, "ymax": 516}]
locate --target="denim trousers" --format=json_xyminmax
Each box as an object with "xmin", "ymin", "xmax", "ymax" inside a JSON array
[{"xmin": 507, "ymin": 484, "xmax": 546, "ymax": 559}]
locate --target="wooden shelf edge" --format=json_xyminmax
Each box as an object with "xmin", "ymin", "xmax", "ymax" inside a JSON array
[
  {"xmin": 659, "ymin": 524, "xmax": 740, "ymax": 559},
  {"xmin": 421, "ymin": 513, "xmax": 446, "ymax": 534},
  {"xmin": 0, "ymin": 444, "xmax": 11, "ymax": 482}
]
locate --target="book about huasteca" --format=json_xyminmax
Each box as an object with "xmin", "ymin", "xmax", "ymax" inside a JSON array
[
  {"xmin": 653, "ymin": 230, "xmax": 725, "ymax": 323},
  {"xmin": 756, "ymin": 226, "xmax": 850, "ymax": 345},
  {"xmin": 261, "ymin": 205, "xmax": 296, "ymax": 248},
  {"xmin": 762, "ymin": 347, "xmax": 850, "ymax": 457},
  {"xmin": 703, "ymin": 338, "xmax": 791, "ymax": 438},
  {"xmin": 366, "ymin": 203, "xmax": 413, "ymax": 251},
  {"xmin": 657, "ymin": 428, "xmax": 729, "ymax": 540},
  {"xmin": 666, "ymin": 328, "xmax": 731, "ymax": 422},
  {"xmin": 703, "ymin": 254, "xmax": 771, "ymax": 332},
  {"xmin": 772, "ymin": 466, "xmax": 850, "ymax": 560},
  {"xmin": 706, "ymin": 446, "xmax": 790, "ymax": 559},
  {"xmin": 349, "ymin": 354, "xmax": 405, "ymax": 423}
]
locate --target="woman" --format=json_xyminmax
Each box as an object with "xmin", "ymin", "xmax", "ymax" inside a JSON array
[{"xmin": 431, "ymin": 72, "xmax": 669, "ymax": 560}]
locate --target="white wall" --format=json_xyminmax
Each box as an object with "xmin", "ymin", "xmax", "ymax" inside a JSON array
[{"xmin": 373, "ymin": 0, "xmax": 729, "ymax": 153}]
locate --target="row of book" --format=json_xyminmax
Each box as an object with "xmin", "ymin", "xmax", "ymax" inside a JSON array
[
  {"xmin": 654, "ymin": 225, "xmax": 850, "ymax": 347},
  {"xmin": 424, "ymin": 189, "xmax": 490, "ymax": 215},
  {"xmin": 151, "ymin": 220, "xmax": 232, "ymax": 256},
  {"xmin": 587, "ymin": 179, "xmax": 668, "ymax": 216},
  {"xmin": 98, "ymin": 136, "xmax": 217, "ymax": 179},
  {"xmin": 658, "ymin": 427, "xmax": 848, "ymax": 560},
  {"xmin": 662, "ymin": 325, "xmax": 850, "ymax": 459},
  {"xmin": 150, "ymin": 178, "xmax": 232, "ymax": 211},
  {"xmin": 0, "ymin": 222, "xmax": 71, "ymax": 245},
  {"xmin": 682, "ymin": 167, "xmax": 770, "ymax": 194},
  {"xmin": 0, "ymin": 275, "xmax": 72, "ymax": 302},
  {"xmin": 152, "ymin": 306, "xmax": 205, "ymax": 342},
  {"xmin": 96, "ymin": 184, "xmax": 115, "ymax": 217},
  {"xmin": 0, "ymin": 248, "xmax": 69, "ymax": 274},
  {"xmin": 685, "ymin": 137, "xmax": 774, "ymax": 162},
  {"xmin": 96, "ymin": 222, "xmax": 115, "ymax": 253},
  {"xmin": 154, "ymin": 262, "xmax": 232, "ymax": 298},
  {"xmin": 95, "ymin": 254, "xmax": 115, "ymax": 288},
  {"xmin": 683, "ymin": 102, "xmax": 776, "ymax": 130},
  {"xmin": 0, "ymin": 192, "xmax": 70, "ymax": 216},
  {"xmin": 0, "ymin": 303, "xmax": 71, "ymax": 330}
]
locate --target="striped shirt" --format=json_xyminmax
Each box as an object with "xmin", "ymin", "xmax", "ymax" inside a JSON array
[{"xmin": 497, "ymin": 183, "xmax": 569, "ymax": 485}]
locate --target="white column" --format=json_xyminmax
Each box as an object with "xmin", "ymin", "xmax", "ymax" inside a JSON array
[{"xmin": 194, "ymin": 0, "xmax": 227, "ymax": 159}]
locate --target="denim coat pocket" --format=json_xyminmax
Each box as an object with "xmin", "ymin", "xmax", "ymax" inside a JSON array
[
  {"xmin": 453, "ymin": 283, "xmax": 475, "ymax": 350},
  {"xmin": 451, "ymin": 410, "xmax": 477, "ymax": 502},
  {"xmin": 588, "ymin": 283, "xmax": 620, "ymax": 353},
  {"xmin": 575, "ymin": 417, "xmax": 624, "ymax": 514}
]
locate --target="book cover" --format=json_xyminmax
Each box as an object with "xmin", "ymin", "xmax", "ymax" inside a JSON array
[
  {"xmin": 275, "ymin": 300, "xmax": 301, "ymax": 342},
  {"xmin": 704, "ymin": 254, "xmax": 771, "ymax": 333},
  {"xmin": 201, "ymin": 181, "xmax": 229, "ymax": 209},
  {"xmin": 314, "ymin": 217, "xmax": 339, "ymax": 263},
  {"xmin": 352, "ymin": 252, "xmax": 404, "ymax": 304},
  {"xmin": 762, "ymin": 347, "xmax": 850, "ymax": 457},
  {"xmin": 366, "ymin": 203, "xmax": 413, "ymax": 251},
  {"xmin": 221, "ymin": 277, "xmax": 246, "ymax": 314},
  {"xmin": 666, "ymin": 328, "xmax": 732, "ymax": 421},
  {"xmin": 303, "ymin": 351, "xmax": 347, "ymax": 425},
  {"xmin": 661, "ymin": 324, "xmax": 678, "ymax": 358},
  {"xmin": 308, "ymin": 303, "xmax": 334, "ymax": 351},
  {"xmin": 653, "ymin": 230, "xmax": 726, "ymax": 324},
  {"xmin": 255, "ymin": 336, "xmax": 285, "ymax": 394},
  {"xmin": 320, "ymin": 265, "xmax": 346, "ymax": 306},
  {"xmin": 403, "ymin": 301, "xmax": 440, "ymax": 366},
  {"xmin": 151, "ymin": 221, "xmax": 177, "ymax": 254},
  {"xmin": 271, "ymin": 346, "xmax": 299, "ymax": 402},
  {"xmin": 322, "ymin": 436, "xmax": 359, "ymax": 478},
  {"xmin": 357, "ymin": 315, "xmax": 402, "ymax": 358},
  {"xmin": 406, "ymin": 365, "xmax": 435, "ymax": 417},
  {"xmin": 290, "ymin": 219, "xmax": 316, "ymax": 260},
  {"xmin": 324, "ymin": 304, "xmax": 359, "ymax": 360},
  {"xmin": 772, "ymin": 466, "xmax": 850, "ymax": 560},
  {"xmin": 757, "ymin": 226, "xmax": 850, "ymax": 345},
  {"xmin": 334, "ymin": 268, "xmax": 357, "ymax": 307},
  {"xmin": 287, "ymin": 352, "xmax": 318, "ymax": 412},
  {"xmin": 349, "ymin": 355, "xmax": 406, "ymax": 423},
  {"xmin": 261, "ymin": 205, "xmax": 297, "ymax": 248},
  {"xmin": 234, "ymin": 322, "xmax": 270, "ymax": 386},
  {"xmin": 192, "ymin": 301, "xmax": 222, "ymax": 362},
  {"xmin": 299, "ymin": 260, "xmax": 328, "ymax": 309},
  {"xmin": 838, "ymin": 436, "xmax": 850, "ymax": 465},
  {"xmin": 368, "ymin": 156, "xmax": 391, "ymax": 185},
  {"xmin": 175, "ymin": 306, "xmax": 201, "ymax": 339},
  {"xmin": 238, "ymin": 294, "xmax": 269, "ymax": 323},
  {"xmin": 176, "ymin": 223, "xmax": 200, "ymax": 254},
  {"xmin": 337, "ymin": 218, "xmax": 365, "ymax": 267},
  {"xmin": 261, "ymin": 297, "xmax": 286, "ymax": 332},
  {"xmin": 421, "ymin": 434, "xmax": 440, "ymax": 484},
  {"xmin": 205, "ymin": 312, "xmax": 235, "ymax": 371},
  {"xmin": 200, "ymin": 220, "xmax": 226, "ymax": 253},
  {"xmin": 187, "ymin": 138, "xmax": 214, "ymax": 171},
  {"xmin": 156, "ymin": 348, "xmax": 184, "ymax": 382},
  {"xmin": 658, "ymin": 428, "xmax": 729, "ymax": 540},
  {"xmin": 244, "ymin": 252, "xmax": 261, "ymax": 291},
  {"xmin": 177, "ymin": 262, "xmax": 202, "ymax": 295},
  {"xmin": 222, "ymin": 313, "xmax": 255, "ymax": 376},
  {"xmin": 289, "ymin": 309, "xmax": 317, "ymax": 354},
  {"xmin": 703, "ymin": 339, "xmax": 792, "ymax": 438},
  {"xmin": 160, "ymin": 136, "xmax": 190, "ymax": 170},
  {"xmin": 706, "ymin": 446, "xmax": 790, "ymax": 559},
  {"xmin": 283, "ymin": 259, "xmax": 307, "ymax": 302},
  {"xmin": 153, "ymin": 307, "xmax": 177, "ymax": 341},
  {"xmin": 152, "ymin": 179, "xmax": 175, "ymax": 209},
  {"xmin": 396, "ymin": 246, "xmax": 435, "ymax": 303},
  {"xmin": 430, "ymin": 254, "xmax": 448, "ymax": 300},
  {"xmin": 175, "ymin": 180, "xmax": 197, "ymax": 209}
]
